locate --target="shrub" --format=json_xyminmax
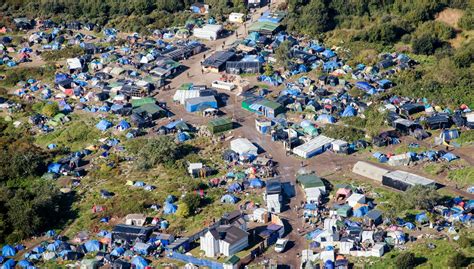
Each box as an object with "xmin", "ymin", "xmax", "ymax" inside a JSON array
[
  {"xmin": 395, "ymin": 252, "xmax": 416, "ymax": 269},
  {"xmin": 41, "ymin": 102, "xmax": 59, "ymax": 117},
  {"xmin": 412, "ymin": 35, "xmax": 442, "ymax": 55},
  {"xmin": 447, "ymin": 253, "xmax": 468, "ymax": 268}
]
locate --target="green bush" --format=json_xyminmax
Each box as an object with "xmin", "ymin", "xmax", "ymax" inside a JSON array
[
  {"xmin": 41, "ymin": 102, "xmax": 59, "ymax": 117},
  {"xmin": 412, "ymin": 35, "xmax": 442, "ymax": 55},
  {"xmin": 395, "ymin": 252, "xmax": 416, "ymax": 269},
  {"xmin": 41, "ymin": 46, "xmax": 85, "ymax": 62},
  {"xmin": 1, "ymin": 66, "xmax": 55, "ymax": 87},
  {"xmin": 322, "ymin": 125, "xmax": 365, "ymax": 142},
  {"xmin": 446, "ymin": 253, "xmax": 468, "ymax": 268}
]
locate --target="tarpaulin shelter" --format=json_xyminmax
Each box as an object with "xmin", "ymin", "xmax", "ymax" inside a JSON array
[
  {"xmin": 111, "ymin": 247, "xmax": 125, "ymax": 257},
  {"xmin": 316, "ymin": 114, "xmax": 336, "ymax": 124},
  {"xmin": 353, "ymin": 204, "xmax": 369, "ymax": 217},
  {"xmin": 32, "ymin": 246, "xmax": 45, "ymax": 254},
  {"xmin": 1, "ymin": 259, "xmax": 15, "ymax": 269},
  {"xmin": 228, "ymin": 182, "xmax": 242, "ymax": 193},
  {"xmin": 163, "ymin": 202, "xmax": 177, "ymax": 215},
  {"xmin": 1, "ymin": 245, "xmax": 15, "ymax": 257},
  {"xmin": 131, "ymin": 256, "xmax": 148, "ymax": 269},
  {"xmin": 372, "ymin": 152, "xmax": 388, "ymax": 163},
  {"xmin": 249, "ymin": 178, "xmax": 264, "ymax": 188},
  {"xmin": 341, "ymin": 106, "xmax": 356, "ymax": 117},
  {"xmin": 442, "ymin": 152, "xmax": 458, "ymax": 162},
  {"xmin": 84, "ymin": 240, "xmax": 100, "ymax": 252},
  {"xmin": 221, "ymin": 194, "xmax": 238, "ymax": 204},
  {"xmin": 96, "ymin": 119, "xmax": 112, "ymax": 131}
]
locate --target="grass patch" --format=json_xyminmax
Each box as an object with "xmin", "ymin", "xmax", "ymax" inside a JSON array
[
  {"xmin": 423, "ymin": 163, "xmax": 446, "ymax": 176},
  {"xmin": 447, "ymin": 167, "xmax": 474, "ymax": 187},
  {"xmin": 41, "ymin": 46, "xmax": 85, "ymax": 62},
  {"xmin": 35, "ymin": 118, "xmax": 102, "ymax": 151},
  {"xmin": 454, "ymin": 130, "xmax": 474, "ymax": 145},
  {"xmin": 362, "ymin": 238, "xmax": 472, "ymax": 268},
  {"xmin": 0, "ymin": 65, "xmax": 56, "ymax": 87}
]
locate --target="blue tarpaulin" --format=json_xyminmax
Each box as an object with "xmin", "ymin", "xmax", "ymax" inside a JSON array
[
  {"xmin": 221, "ymin": 194, "xmax": 238, "ymax": 204},
  {"xmin": 96, "ymin": 119, "xmax": 112, "ymax": 131},
  {"xmin": 163, "ymin": 202, "xmax": 177, "ymax": 215},
  {"xmin": 442, "ymin": 152, "xmax": 458, "ymax": 162},
  {"xmin": 131, "ymin": 256, "xmax": 148, "ymax": 269},
  {"xmin": 341, "ymin": 106, "xmax": 356, "ymax": 117},
  {"xmin": 249, "ymin": 178, "xmax": 264, "ymax": 188},
  {"xmin": 84, "ymin": 240, "xmax": 100, "ymax": 252},
  {"xmin": 1, "ymin": 246, "xmax": 15, "ymax": 257}
]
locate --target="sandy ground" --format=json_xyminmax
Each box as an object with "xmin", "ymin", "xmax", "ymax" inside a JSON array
[{"xmin": 435, "ymin": 8, "xmax": 464, "ymax": 29}]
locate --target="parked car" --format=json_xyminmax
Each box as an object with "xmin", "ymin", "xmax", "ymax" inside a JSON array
[{"xmin": 274, "ymin": 238, "xmax": 289, "ymax": 253}]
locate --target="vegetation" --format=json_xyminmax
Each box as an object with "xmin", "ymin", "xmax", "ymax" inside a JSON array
[
  {"xmin": 322, "ymin": 124, "xmax": 365, "ymax": 142},
  {"xmin": 385, "ymin": 185, "xmax": 440, "ymax": 217},
  {"xmin": 275, "ymin": 40, "xmax": 292, "ymax": 70},
  {"xmin": 446, "ymin": 253, "xmax": 468, "ymax": 268},
  {"xmin": 127, "ymin": 136, "xmax": 180, "ymax": 170},
  {"xmin": 0, "ymin": 65, "xmax": 56, "ymax": 87},
  {"xmin": 0, "ymin": 121, "xmax": 69, "ymax": 243},
  {"xmin": 395, "ymin": 252, "xmax": 416, "ymax": 269},
  {"xmin": 41, "ymin": 46, "xmax": 85, "ymax": 62},
  {"xmin": 447, "ymin": 167, "xmax": 474, "ymax": 187},
  {"xmin": 41, "ymin": 102, "xmax": 59, "ymax": 117}
]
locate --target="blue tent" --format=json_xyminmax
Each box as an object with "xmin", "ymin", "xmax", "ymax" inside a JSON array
[
  {"xmin": 134, "ymin": 181, "xmax": 145, "ymax": 187},
  {"xmin": 95, "ymin": 119, "xmax": 112, "ymax": 131},
  {"xmin": 131, "ymin": 256, "xmax": 148, "ymax": 269},
  {"xmin": 322, "ymin": 49, "xmax": 336, "ymax": 59},
  {"xmin": 227, "ymin": 182, "xmax": 242, "ymax": 193},
  {"xmin": 373, "ymin": 152, "xmax": 388, "ymax": 163},
  {"xmin": 84, "ymin": 240, "xmax": 100, "ymax": 252},
  {"xmin": 324, "ymin": 260, "xmax": 334, "ymax": 269},
  {"xmin": 404, "ymin": 222, "xmax": 415, "ymax": 230},
  {"xmin": 47, "ymin": 163, "xmax": 61, "ymax": 174},
  {"xmin": 341, "ymin": 106, "xmax": 357, "ymax": 117},
  {"xmin": 353, "ymin": 205, "xmax": 369, "ymax": 217},
  {"xmin": 165, "ymin": 195, "xmax": 175, "ymax": 203},
  {"xmin": 416, "ymin": 212, "xmax": 428, "ymax": 223},
  {"xmin": 117, "ymin": 120, "xmax": 131, "ymax": 131},
  {"xmin": 317, "ymin": 114, "xmax": 336, "ymax": 124},
  {"xmin": 442, "ymin": 153, "xmax": 458, "ymax": 162},
  {"xmin": 221, "ymin": 194, "xmax": 238, "ymax": 204},
  {"xmin": 46, "ymin": 243, "xmax": 58, "ymax": 252},
  {"xmin": 1, "ymin": 246, "xmax": 15, "ymax": 257},
  {"xmin": 111, "ymin": 247, "xmax": 125, "ymax": 257},
  {"xmin": 177, "ymin": 132, "xmax": 190, "ymax": 142},
  {"xmin": 355, "ymin": 81, "xmax": 375, "ymax": 92},
  {"xmin": 17, "ymin": 260, "xmax": 32, "ymax": 268},
  {"xmin": 249, "ymin": 178, "xmax": 264, "ymax": 188},
  {"xmin": 163, "ymin": 202, "xmax": 177, "ymax": 215},
  {"xmin": 1, "ymin": 259, "xmax": 15, "ymax": 269}
]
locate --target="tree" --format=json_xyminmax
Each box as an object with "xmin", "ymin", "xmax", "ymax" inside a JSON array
[
  {"xmin": 404, "ymin": 185, "xmax": 440, "ymax": 210},
  {"xmin": 395, "ymin": 252, "xmax": 416, "ymax": 269},
  {"xmin": 182, "ymin": 193, "xmax": 201, "ymax": 215},
  {"xmin": 136, "ymin": 136, "xmax": 179, "ymax": 170},
  {"xmin": 0, "ymin": 140, "xmax": 46, "ymax": 182},
  {"xmin": 176, "ymin": 202, "xmax": 190, "ymax": 218},
  {"xmin": 263, "ymin": 64, "xmax": 274, "ymax": 76},
  {"xmin": 412, "ymin": 35, "xmax": 441, "ymax": 55},
  {"xmin": 41, "ymin": 102, "xmax": 59, "ymax": 117},
  {"xmin": 447, "ymin": 253, "xmax": 468, "ymax": 268},
  {"xmin": 275, "ymin": 40, "xmax": 292, "ymax": 70}
]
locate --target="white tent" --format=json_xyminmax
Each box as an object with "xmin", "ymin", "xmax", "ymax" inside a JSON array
[
  {"xmin": 347, "ymin": 193, "xmax": 366, "ymax": 208},
  {"xmin": 292, "ymin": 135, "xmax": 334, "ymax": 158},
  {"xmin": 388, "ymin": 153, "xmax": 411, "ymax": 166},
  {"xmin": 67, "ymin": 58, "xmax": 82, "ymax": 70},
  {"xmin": 352, "ymin": 161, "xmax": 390, "ymax": 182},
  {"xmin": 230, "ymin": 138, "xmax": 258, "ymax": 156},
  {"xmin": 173, "ymin": 89, "xmax": 200, "ymax": 104},
  {"xmin": 193, "ymin": 24, "xmax": 222, "ymax": 40}
]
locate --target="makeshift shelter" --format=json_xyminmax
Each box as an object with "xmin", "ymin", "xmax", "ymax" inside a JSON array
[
  {"xmin": 202, "ymin": 50, "xmax": 236, "ymax": 72},
  {"xmin": 221, "ymin": 194, "xmax": 238, "ymax": 204},
  {"xmin": 249, "ymin": 21, "xmax": 280, "ymax": 36},
  {"xmin": 208, "ymin": 117, "xmax": 233, "ymax": 134},
  {"xmin": 352, "ymin": 161, "xmax": 390, "ymax": 182},
  {"xmin": 1, "ymin": 245, "xmax": 15, "ymax": 257},
  {"xmin": 131, "ymin": 256, "xmax": 148, "ymax": 269},
  {"xmin": 185, "ymin": 96, "xmax": 218, "ymax": 112},
  {"xmin": 316, "ymin": 114, "xmax": 336, "ymax": 124},
  {"xmin": 293, "ymin": 135, "xmax": 334, "ymax": 158},
  {"xmin": 84, "ymin": 240, "xmax": 100, "ymax": 252},
  {"xmin": 230, "ymin": 138, "xmax": 258, "ymax": 156},
  {"xmin": 382, "ymin": 170, "xmax": 436, "ymax": 191},
  {"xmin": 96, "ymin": 119, "xmax": 112, "ymax": 131},
  {"xmin": 163, "ymin": 202, "xmax": 177, "ymax": 215},
  {"xmin": 387, "ymin": 153, "xmax": 411, "ymax": 166},
  {"xmin": 365, "ymin": 210, "xmax": 383, "ymax": 226},
  {"xmin": 193, "ymin": 24, "xmax": 222, "ymax": 40}
]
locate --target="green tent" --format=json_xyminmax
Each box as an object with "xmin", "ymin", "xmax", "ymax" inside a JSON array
[
  {"xmin": 208, "ymin": 117, "xmax": 233, "ymax": 134},
  {"xmin": 131, "ymin": 97, "xmax": 156, "ymax": 108},
  {"xmin": 296, "ymin": 173, "xmax": 325, "ymax": 189},
  {"xmin": 336, "ymin": 204, "xmax": 352, "ymax": 217}
]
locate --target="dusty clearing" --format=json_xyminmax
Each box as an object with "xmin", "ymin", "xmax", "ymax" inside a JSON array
[{"xmin": 435, "ymin": 8, "xmax": 464, "ymax": 28}]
